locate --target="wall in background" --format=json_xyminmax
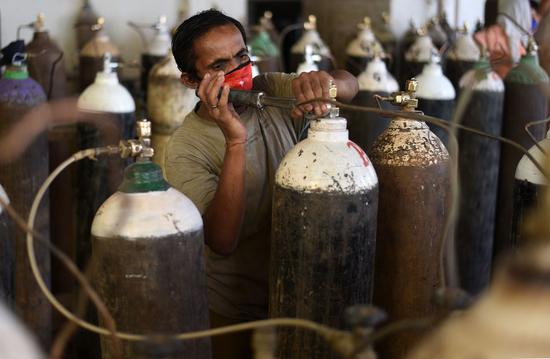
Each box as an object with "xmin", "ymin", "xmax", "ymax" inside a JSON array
[
  {"xmin": 390, "ymin": 0, "xmax": 485, "ymax": 37},
  {"xmin": 0, "ymin": 0, "xmax": 483, "ymax": 75},
  {"xmin": 0, "ymin": 0, "xmax": 246, "ymax": 74}
]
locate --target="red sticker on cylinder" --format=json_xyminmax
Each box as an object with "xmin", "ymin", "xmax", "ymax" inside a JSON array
[{"xmin": 347, "ymin": 141, "xmax": 369, "ymax": 167}]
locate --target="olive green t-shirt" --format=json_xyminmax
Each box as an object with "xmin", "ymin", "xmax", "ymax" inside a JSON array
[{"xmin": 165, "ymin": 73, "xmax": 305, "ymax": 320}]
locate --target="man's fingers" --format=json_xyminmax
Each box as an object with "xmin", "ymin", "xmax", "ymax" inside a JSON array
[
  {"xmin": 197, "ymin": 72, "xmax": 211, "ymax": 102},
  {"xmin": 206, "ymin": 73, "xmax": 224, "ymax": 107}
]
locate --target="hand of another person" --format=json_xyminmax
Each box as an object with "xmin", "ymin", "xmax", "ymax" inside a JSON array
[
  {"xmin": 197, "ymin": 71, "xmax": 247, "ymax": 145},
  {"xmin": 474, "ymin": 25, "xmax": 514, "ymax": 77},
  {"xmin": 291, "ymin": 71, "xmax": 334, "ymax": 120}
]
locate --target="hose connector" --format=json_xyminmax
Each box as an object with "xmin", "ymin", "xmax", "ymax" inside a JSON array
[
  {"xmin": 118, "ymin": 119, "xmax": 154, "ymax": 159},
  {"xmin": 386, "ymin": 78, "xmax": 419, "ymax": 111}
]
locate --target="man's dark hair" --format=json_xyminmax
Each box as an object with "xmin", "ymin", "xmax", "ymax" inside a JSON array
[{"xmin": 172, "ymin": 9, "xmax": 247, "ymax": 80}]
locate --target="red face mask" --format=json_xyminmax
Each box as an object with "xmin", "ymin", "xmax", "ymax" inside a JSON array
[{"xmin": 224, "ymin": 61, "xmax": 253, "ymax": 91}]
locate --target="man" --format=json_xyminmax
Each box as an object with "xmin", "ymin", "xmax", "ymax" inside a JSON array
[{"xmin": 165, "ymin": 9, "xmax": 358, "ymax": 359}]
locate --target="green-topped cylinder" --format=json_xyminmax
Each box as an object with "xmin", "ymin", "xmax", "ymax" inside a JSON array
[
  {"xmin": 250, "ymin": 30, "xmax": 281, "ymax": 73},
  {"xmin": 90, "ymin": 158, "xmax": 211, "ymax": 359},
  {"xmin": 0, "ymin": 58, "xmax": 51, "ymax": 347},
  {"xmin": 494, "ymin": 39, "xmax": 550, "ymax": 259}
]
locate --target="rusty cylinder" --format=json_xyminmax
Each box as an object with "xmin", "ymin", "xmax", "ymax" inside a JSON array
[
  {"xmin": 455, "ymin": 59, "xmax": 504, "ymax": 295},
  {"xmin": 147, "ymin": 51, "xmax": 197, "ymax": 171},
  {"xmin": 270, "ymin": 102, "xmax": 379, "ymax": 359},
  {"xmin": 91, "ymin": 128, "xmax": 211, "ymax": 358},
  {"xmin": 370, "ymin": 79, "xmax": 450, "ymax": 359},
  {"xmin": 75, "ymin": 0, "xmax": 99, "ymax": 51},
  {"xmin": 79, "ymin": 18, "xmax": 120, "ymax": 91},
  {"xmin": 0, "ymin": 59, "xmax": 51, "ymax": 347},
  {"xmin": 25, "ymin": 14, "xmax": 66, "ymax": 100},
  {"xmin": 494, "ymin": 38, "xmax": 549, "ymax": 258}
]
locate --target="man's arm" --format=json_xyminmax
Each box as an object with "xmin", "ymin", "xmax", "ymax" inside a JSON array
[{"xmin": 198, "ymin": 72, "xmax": 247, "ymax": 256}]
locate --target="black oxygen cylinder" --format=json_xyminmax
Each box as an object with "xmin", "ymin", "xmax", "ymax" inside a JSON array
[
  {"xmin": 91, "ymin": 126, "xmax": 211, "ymax": 358},
  {"xmin": 445, "ymin": 24, "xmax": 480, "ymax": 91},
  {"xmin": 0, "ymin": 186, "xmax": 14, "ymax": 308},
  {"xmin": 79, "ymin": 17, "xmax": 120, "ymax": 91},
  {"xmin": 289, "ymin": 15, "xmax": 333, "ymax": 73},
  {"xmin": 270, "ymin": 109, "xmax": 379, "ymax": 359},
  {"xmin": 415, "ymin": 54, "xmax": 456, "ymax": 145},
  {"xmin": 347, "ymin": 57, "xmax": 399, "ymax": 151},
  {"xmin": 511, "ymin": 132, "xmax": 550, "ymax": 247},
  {"xmin": 75, "ymin": 0, "xmax": 99, "ymax": 51},
  {"xmin": 76, "ymin": 54, "xmax": 136, "ymax": 267},
  {"xmin": 0, "ymin": 51, "xmax": 51, "ymax": 347},
  {"xmin": 455, "ymin": 59, "xmax": 504, "ymax": 295},
  {"xmin": 345, "ymin": 17, "xmax": 384, "ymax": 76},
  {"xmin": 494, "ymin": 39, "xmax": 549, "ymax": 258},
  {"xmin": 400, "ymin": 32, "xmax": 438, "ymax": 88}
]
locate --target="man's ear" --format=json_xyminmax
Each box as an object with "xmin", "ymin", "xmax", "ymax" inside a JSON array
[{"xmin": 180, "ymin": 73, "xmax": 199, "ymax": 89}]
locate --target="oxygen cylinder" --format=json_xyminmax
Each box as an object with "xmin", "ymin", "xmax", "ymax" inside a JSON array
[
  {"xmin": 270, "ymin": 89, "xmax": 379, "ymax": 359},
  {"xmin": 133, "ymin": 16, "xmax": 171, "ymax": 98},
  {"xmin": 0, "ymin": 185, "xmax": 14, "ymax": 307},
  {"xmin": 25, "ymin": 13, "xmax": 66, "ymax": 100},
  {"xmin": 407, "ymin": 244, "xmax": 550, "ymax": 359},
  {"xmin": 494, "ymin": 38, "xmax": 549, "ymax": 258},
  {"xmin": 91, "ymin": 120, "xmax": 211, "ymax": 359},
  {"xmin": 345, "ymin": 17, "xmax": 385, "ymax": 76},
  {"xmin": 511, "ymin": 131, "xmax": 550, "ymax": 247},
  {"xmin": 79, "ymin": 17, "xmax": 120, "ymax": 91},
  {"xmin": 250, "ymin": 11, "xmax": 280, "ymax": 74},
  {"xmin": 445, "ymin": 24, "xmax": 480, "ymax": 91},
  {"xmin": 415, "ymin": 52, "xmax": 456, "ymax": 145},
  {"xmin": 0, "ymin": 53, "xmax": 51, "ymax": 347},
  {"xmin": 400, "ymin": 30, "xmax": 438, "ymax": 87},
  {"xmin": 455, "ymin": 58, "xmax": 504, "ymax": 295},
  {"xmin": 296, "ymin": 44, "xmax": 320, "ymax": 74},
  {"xmin": 25, "ymin": 13, "xmax": 76, "ymax": 298},
  {"xmin": 347, "ymin": 56, "xmax": 399, "ymax": 151},
  {"xmin": 289, "ymin": 15, "xmax": 333, "ymax": 73},
  {"xmin": 75, "ymin": 0, "xmax": 99, "ymax": 51},
  {"xmin": 250, "ymin": 28, "xmax": 280, "ymax": 74},
  {"xmin": 147, "ymin": 51, "xmax": 197, "ymax": 170},
  {"xmin": 375, "ymin": 12, "xmax": 397, "ymax": 75},
  {"xmin": 370, "ymin": 79, "xmax": 450, "ymax": 359},
  {"xmin": 77, "ymin": 53, "xmax": 135, "ymax": 268},
  {"xmin": 426, "ymin": 16, "xmax": 448, "ymax": 49}
]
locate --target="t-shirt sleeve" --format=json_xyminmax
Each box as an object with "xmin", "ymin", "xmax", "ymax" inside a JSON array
[
  {"xmin": 253, "ymin": 72, "xmax": 308, "ymax": 138},
  {"xmin": 253, "ymin": 72, "xmax": 296, "ymax": 98},
  {"xmin": 164, "ymin": 131, "xmax": 219, "ymax": 216}
]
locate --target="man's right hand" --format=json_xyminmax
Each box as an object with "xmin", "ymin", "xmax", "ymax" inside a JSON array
[{"xmin": 197, "ymin": 71, "xmax": 248, "ymax": 146}]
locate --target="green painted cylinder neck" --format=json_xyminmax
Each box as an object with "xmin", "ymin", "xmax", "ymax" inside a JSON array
[
  {"xmin": 4, "ymin": 65, "xmax": 29, "ymax": 80},
  {"xmin": 506, "ymin": 53, "xmax": 550, "ymax": 85},
  {"xmin": 118, "ymin": 159, "xmax": 170, "ymax": 193}
]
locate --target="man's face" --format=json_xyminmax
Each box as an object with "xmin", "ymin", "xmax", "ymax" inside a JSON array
[{"xmin": 184, "ymin": 24, "xmax": 249, "ymax": 86}]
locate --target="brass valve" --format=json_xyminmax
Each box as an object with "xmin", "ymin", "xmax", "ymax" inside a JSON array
[
  {"xmin": 119, "ymin": 119, "xmax": 154, "ymax": 159},
  {"xmin": 304, "ymin": 15, "xmax": 317, "ymax": 31},
  {"xmin": 386, "ymin": 78, "xmax": 419, "ymax": 110},
  {"xmin": 358, "ymin": 17, "xmax": 372, "ymax": 31},
  {"xmin": 91, "ymin": 17, "xmax": 105, "ymax": 32}
]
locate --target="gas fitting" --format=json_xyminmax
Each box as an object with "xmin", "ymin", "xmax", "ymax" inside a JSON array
[
  {"xmin": 386, "ymin": 78, "xmax": 419, "ymax": 111},
  {"xmin": 118, "ymin": 119, "xmax": 154, "ymax": 159}
]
